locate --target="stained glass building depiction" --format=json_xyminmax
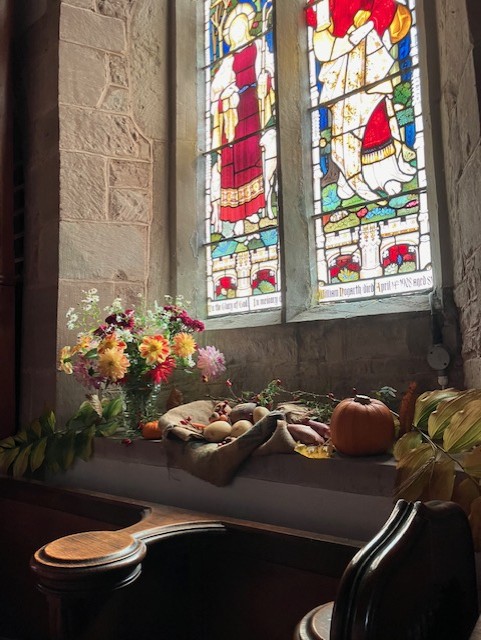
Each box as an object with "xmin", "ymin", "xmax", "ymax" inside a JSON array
[
  {"xmin": 204, "ymin": 0, "xmax": 280, "ymax": 316},
  {"xmin": 306, "ymin": 0, "xmax": 432, "ymax": 302}
]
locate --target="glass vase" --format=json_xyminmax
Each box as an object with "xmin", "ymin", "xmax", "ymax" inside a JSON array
[{"xmin": 120, "ymin": 383, "xmax": 161, "ymax": 433}]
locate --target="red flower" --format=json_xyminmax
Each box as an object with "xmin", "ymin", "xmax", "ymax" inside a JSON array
[
  {"xmin": 104, "ymin": 309, "xmax": 135, "ymax": 330},
  {"xmin": 149, "ymin": 356, "xmax": 176, "ymax": 384}
]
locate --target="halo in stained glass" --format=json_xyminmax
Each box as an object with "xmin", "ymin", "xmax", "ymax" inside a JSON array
[{"xmin": 204, "ymin": 0, "xmax": 280, "ymax": 316}]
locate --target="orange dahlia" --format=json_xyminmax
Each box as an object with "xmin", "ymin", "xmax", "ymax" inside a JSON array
[
  {"xmin": 97, "ymin": 348, "xmax": 129, "ymax": 382},
  {"xmin": 98, "ymin": 332, "xmax": 126, "ymax": 353},
  {"xmin": 172, "ymin": 332, "xmax": 197, "ymax": 358},
  {"xmin": 139, "ymin": 335, "xmax": 171, "ymax": 365}
]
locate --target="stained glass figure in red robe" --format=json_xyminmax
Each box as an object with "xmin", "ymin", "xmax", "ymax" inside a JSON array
[
  {"xmin": 210, "ymin": 3, "xmax": 275, "ymax": 237},
  {"xmin": 313, "ymin": 0, "xmax": 415, "ymax": 201}
]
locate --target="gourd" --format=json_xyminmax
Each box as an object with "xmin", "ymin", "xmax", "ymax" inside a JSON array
[
  {"xmin": 330, "ymin": 395, "xmax": 394, "ymax": 456},
  {"xmin": 141, "ymin": 420, "xmax": 163, "ymax": 440}
]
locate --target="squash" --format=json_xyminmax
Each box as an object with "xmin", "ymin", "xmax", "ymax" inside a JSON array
[
  {"xmin": 141, "ymin": 420, "xmax": 163, "ymax": 440},
  {"xmin": 330, "ymin": 395, "xmax": 394, "ymax": 456}
]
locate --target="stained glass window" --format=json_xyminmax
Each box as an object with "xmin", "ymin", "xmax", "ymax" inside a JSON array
[
  {"xmin": 204, "ymin": 0, "xmax": 280, "ymax": 317},
  {"xmin": 306, "ymin": 0, "xmax": 432, "ymax": 303}
]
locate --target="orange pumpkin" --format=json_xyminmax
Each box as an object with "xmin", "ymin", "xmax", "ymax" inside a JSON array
[
  {"xmin": 141, "ymin": 420, "xmax": 163, "ymax": 440},
  {"xmin": 330, "ymin": 395, "xmax": 394, "ymax": 456}
]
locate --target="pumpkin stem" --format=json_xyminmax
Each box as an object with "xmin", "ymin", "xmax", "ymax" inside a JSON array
[{"xmin": 354, "ymin": 394, "xmax": 372, "ymax": 405}]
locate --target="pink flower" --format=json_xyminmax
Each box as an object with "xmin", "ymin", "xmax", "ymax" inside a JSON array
[
  {"xmin": 197, "ymin": 346, "xmax": 226, "ymax": 381},
  {"xmin": 72, "ymin": 356, "xmax": 103, "ymax": 390}
]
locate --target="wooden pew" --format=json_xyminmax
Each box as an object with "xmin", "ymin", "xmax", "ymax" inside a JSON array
[
  {"xmin": 295, "ymin": 500, "xmax": 479, "ymax": 640},
  {"xmin": 1, "ymin": 476, "xmax": 361, "ymax": 640}
]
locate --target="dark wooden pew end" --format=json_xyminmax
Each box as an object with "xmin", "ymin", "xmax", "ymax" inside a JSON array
[{"xmin": 295, "ymin": 500, "xmax": 479, "ymax": 640}]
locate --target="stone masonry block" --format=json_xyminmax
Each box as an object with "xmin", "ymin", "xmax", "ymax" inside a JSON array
[
  {"xmin": 59, "ymin": 220, "xmax": 146, "ymax": 281},
  {"xmin": 60, "ymin": 151, "xmax": 107, "ymax": 220},
  {"xmin": 109, "ymin": 188, "xmax": 150, "ymax": 222},
  {"xmin": 109, "ymin": 159, "xmax": 150, "ymax": 188},
  {"xmin": 62, "ymin": 0, "xmax": 93, "ymax": 8},
  {"xmin": 458, "ymin": 146, "xmax": 481, "ymax": 252},
  {"xmin": 114, "ymin": 282, "xmax": 145, "ymax": 306},
  {"xmin": 96, "ymin": 0, "xmax": 135, "ymax": 20},
  {"xmin": 60, "ymin": 105, "xmax": 151, "ymax": 159},
  {"xmin": 59, "ymin": 41, "xmax": 106, "ymax": 107},
  {"xmin": 101, "ymin": 86, "xmax": 130, "ymax": 113},
  {"xmin": 130, "ymin": 0, "xmax": 168, "ymax": 140},
  {"xmin": 108, "ymin": 54, "xmax": 128, "ymax": 87},
  {"xmin": 60, "ymin": 4, "xmax": 126, "ymax": 53}
]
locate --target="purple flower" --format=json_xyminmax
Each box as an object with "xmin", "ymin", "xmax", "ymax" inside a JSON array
[{"xmin": 197, "ymin": 346, "xmax": 226, "ymax": 381}]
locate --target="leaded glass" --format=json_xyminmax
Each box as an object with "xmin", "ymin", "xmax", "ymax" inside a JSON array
[
  {"xmin": 204, "ymin": 0, "xmax": 280, "ymax": 317},
  {"xmin": 306, "ymin": 0, "xmax": 432, "ymax": 303}
]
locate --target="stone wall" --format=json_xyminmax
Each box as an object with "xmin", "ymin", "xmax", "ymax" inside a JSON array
[
  {"xmin": 437, "ymin": 0, "xmax": 481, "ymax": 387},
  {"xmin": 14, "ymin": 0, "xmax": 480, "ymax": 427},
  {"xmin": 14, "ymin": 0, "xmax": 171, "ymax": 422}
]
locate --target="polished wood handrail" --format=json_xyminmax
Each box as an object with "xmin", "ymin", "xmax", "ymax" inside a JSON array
[{"xmin": 29, "ymin": 491, "xmax": 361, "ymax": 640}]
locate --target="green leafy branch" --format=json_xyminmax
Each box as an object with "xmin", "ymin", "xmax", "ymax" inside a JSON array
[
  {"xmin": 393, "ymin": 388, "xmax": 481, "ymax": 547},
  {"xmin": 0, "ymin": 396, "xmax": 123, "ymax": 478},
  {"xmin": 223, "ymin": 379, "xmax": 396, "ymax": 423}
]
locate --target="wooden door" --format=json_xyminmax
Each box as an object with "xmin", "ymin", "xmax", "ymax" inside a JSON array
[{"xmin": 0, "ymin": 0, "xmax": 15, "ymax": 438}]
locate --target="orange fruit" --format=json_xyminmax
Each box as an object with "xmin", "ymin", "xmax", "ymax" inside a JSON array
[{"xmin": 141, "ymin": 420, "xmax": 163, "ymax": 439}]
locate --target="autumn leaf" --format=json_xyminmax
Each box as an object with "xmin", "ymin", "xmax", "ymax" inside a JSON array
[
  {"xmin": 462, "ymin": 446, "xmax": 481, "ymax": 478},
  {"xmin": 393, "ymin": 430, "xmax": 423, "ymax": 461},
  {"xmin": 394, "ymin": 443, "xmax": 436, "ymax": 501},
  {"xmin": 452, "ymin": 477, "xmax": 481, "ymax": 516},
  {"xmin": 425, "ymin": 458, "xmax": 455, "ymax": 501},
  {"xmin": 428, "ymin": 389, "xmax": 481, "ymax": 440},
  {"xmin": 413, "ymin": 389, "xmax": 459, "ymax": 431},
  {"xmin": 443, "ymin": 400, "xmax": 481, "ymax": 453},
  {"xmin": 294, "ymin": 442, "xmax": 333, "ymax": 459}
]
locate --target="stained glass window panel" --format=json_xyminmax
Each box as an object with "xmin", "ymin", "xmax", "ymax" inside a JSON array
[
  {"xmin": 204, "ymin": 0, "xmax": 280, "ymax": 317},
  {"xmin": 306, "ymin": 0, "xmax": 432, "ymax": 303}
]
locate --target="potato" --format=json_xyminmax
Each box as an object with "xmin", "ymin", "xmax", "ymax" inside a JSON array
[
  {"xmin": 253, "ymin": 405, "xmax": 270, "ymax": 423},
  {"xmin": 231, "ymin": 419, "xmax": 253, "ymax": 437},
  {"xmin": 203, "ymin": 421, "xmax": 232, "ymax": 442},
  {"xmin": 287, "ymin": 424, "xmax": 325, "ymax": 445},
  {"xmin": 230, "ymin": 402, "xmax": 256, "ymax": 424}
]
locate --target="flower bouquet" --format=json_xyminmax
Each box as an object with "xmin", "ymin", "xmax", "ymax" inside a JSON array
[{"xmin": 58, "ymin": 290, "xmax": 226, "ymax": 432}]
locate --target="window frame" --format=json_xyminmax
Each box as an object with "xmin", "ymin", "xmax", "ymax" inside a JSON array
[{"xmin": 173, "ymin": 0, "xmax": 451, "ymax": 329}]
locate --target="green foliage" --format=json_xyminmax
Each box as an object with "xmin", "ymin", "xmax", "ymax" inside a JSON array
[
  {"xmin": 394, "ymin": 389, "xmax": 481, "ymax": 510},
  {"xmin": 371, "ymin": 386, "xmax": 398, "ymax": 409},
  {"xmin": 0, "ymin": 396, "xmax": 122, "ymax": 479},
  {"xmin": 227, "ymin": 380, "xmax": 398, "ymax": 423}
]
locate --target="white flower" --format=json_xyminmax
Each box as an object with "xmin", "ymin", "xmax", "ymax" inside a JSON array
[{"xmin": 103, "ymin": 298, "xmax": 123, "ymax": 313}]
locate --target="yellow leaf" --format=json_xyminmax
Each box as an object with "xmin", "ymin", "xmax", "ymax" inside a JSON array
[
  {"xmin": 443, "ymin": 400, "xmax": 481, "ymax": 453},
  {"xmin": 394, "ymin": 443, "xmax": 436, "ymax": 502},
  {"xmin": 393, "ymin": 431, "xmax": 422, "ymax": 461},
  {"xmin": 463, "ymin": 446, "xmax": 481, "ymax": 479},
  {"xmin": 426, "ymin": 458, "xmax": 455, "ymax": 501},
  {"xmin": 452, "ymin": 477, "xmax": 481, "ymax": 515},
  {"xmin": 413, "ymin": 389, "xmax": 459, "ymax": 431},
  {"xmin": 428, "ymin": 390, "xmax": 481, "ymax": 440},
  {"xmin": 294, "ymin": 443, "xmax": 332, "ymax": 459}
]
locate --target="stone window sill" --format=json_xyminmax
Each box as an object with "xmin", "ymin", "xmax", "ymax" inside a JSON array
[{"xmin": 48, "ymin": 436, "xmax": 400, "ymax": 542}]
